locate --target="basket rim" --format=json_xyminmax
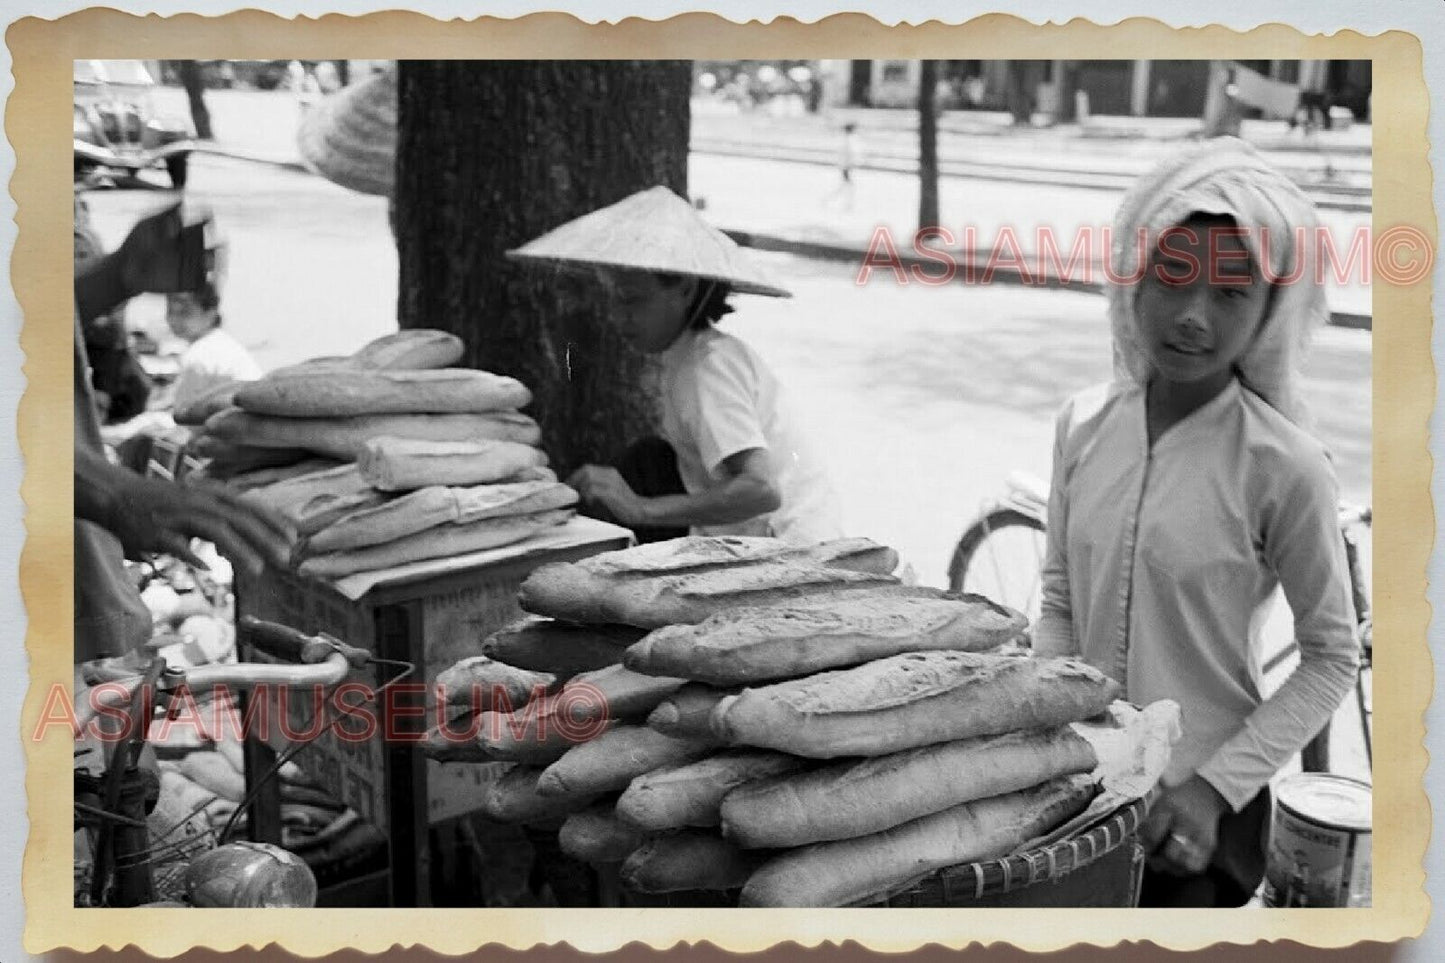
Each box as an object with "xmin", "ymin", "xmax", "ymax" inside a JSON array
[{"xmin": 876, "ymin": 793, "xmax": 1153, "ymax": 904}]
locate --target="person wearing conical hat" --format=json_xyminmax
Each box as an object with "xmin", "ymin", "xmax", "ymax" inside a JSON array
[
  {"xmin": 510, "ymin": 186, "xmax": 845, "ymax": 546},
  {"xmin": 1033, "ymin": 139, "xmax": 1359, "ymax": 907}
]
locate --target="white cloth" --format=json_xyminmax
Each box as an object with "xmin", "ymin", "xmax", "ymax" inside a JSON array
[
  {"xmin": 658, "ymin": 327, "xmax": 844, "ymax": 546},
  {"xmin": 171, "ymin": 328, "xmax": 261, "ymax": 414},
  {"xmin": 1106, "ymin": 137, "xmax": 1329, "ymax": 429},
  {"xmin": 1034, "ymin": 378, "xmax": 1358, "ymax": 811}
]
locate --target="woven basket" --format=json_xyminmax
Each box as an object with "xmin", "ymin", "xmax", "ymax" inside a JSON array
[{"xmin": 874, "ymin": 794, "xmax": 1151, "ymax": 908}]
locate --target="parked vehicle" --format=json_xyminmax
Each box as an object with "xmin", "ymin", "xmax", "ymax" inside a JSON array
[{"xmin": 74, "ymin": 59, "xmax": 193, "ymax": 188}]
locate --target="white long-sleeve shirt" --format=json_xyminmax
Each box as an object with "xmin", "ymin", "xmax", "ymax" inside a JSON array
[{"xmin": 1034, "ymin": 378, "xmax": 1359, "ymax": 811}]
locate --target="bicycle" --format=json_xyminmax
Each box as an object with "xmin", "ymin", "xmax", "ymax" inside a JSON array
[
  {"xmin": 947, "ymin": 473, "xmax": 1373, "ymax": 775},
  {"xmin": 74, "ymin": 616, "xmax": 409, "ymax": 907}
]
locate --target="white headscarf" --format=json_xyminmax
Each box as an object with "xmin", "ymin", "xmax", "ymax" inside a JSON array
[{"xmin": 1107, "ymin": 137, "xmax": 1329, "ymax": 427}]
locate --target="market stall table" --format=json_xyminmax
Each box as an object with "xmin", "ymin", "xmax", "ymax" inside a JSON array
[{"xmin": 234, "ymin": 514, "xmax": 633, "ymax": 906}]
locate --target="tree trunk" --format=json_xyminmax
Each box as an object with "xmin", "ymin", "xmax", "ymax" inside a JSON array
[
  {"xmin": 173, "ymin": 61, "xmax": 213, "ymax": 140},
  {"xmin": 1201, "ymin": 61, "xmax": 1244, "ymax": 137},
  {"xmin": 394, "ymin": 61, "xmax": 692, "ymax": 478},
  {"xmin": 917, "ymin": 60, "xmax": 940, "ymax": 233}
]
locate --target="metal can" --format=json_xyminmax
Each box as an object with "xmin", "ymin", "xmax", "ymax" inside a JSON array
[{"xmin": 1262, "ymin": 773, "xmax": 1372, "ymax": 907}]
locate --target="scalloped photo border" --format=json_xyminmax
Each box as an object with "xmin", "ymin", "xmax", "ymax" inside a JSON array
[{"xmin": 10, "ymin": 9, "xmax": 1433, "ymax": 956}]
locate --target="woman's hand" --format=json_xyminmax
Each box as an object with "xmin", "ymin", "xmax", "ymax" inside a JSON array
[
  {"xmin": 567, "ymin": 465, "xmax": 650, "ymax": 526},
  {"xmin": 1139, "ymin": 775, "xmax": 1231, "ymax": 877}
]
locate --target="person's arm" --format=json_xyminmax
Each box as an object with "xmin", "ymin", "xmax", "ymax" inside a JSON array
[
  {"xmin": 1033, "ymin": 399, "xmax": 1078, "ymax": 657},
  {"xmin": 76, "ymin": 446, "xmax": 285, "ymax": 576},
  {"xmin": 75, "ymin": 202, "xmax": 212, "ymax": 322},
  {"xmin": 569, "ymin": 448, "xmax": 780, "ymax": 529},
  {"xmin": 1193, "ymin": 451, "xmax": 1360, "ymax": 812}
]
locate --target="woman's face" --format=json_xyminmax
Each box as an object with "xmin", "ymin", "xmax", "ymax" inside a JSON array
[
  {"xmin": 1135, "ymin": 215, "xmax": 1273, "ymax": 388},
  {"xmin": 604, "ymin": 270, "xmax": 697, "ymax": 353}
]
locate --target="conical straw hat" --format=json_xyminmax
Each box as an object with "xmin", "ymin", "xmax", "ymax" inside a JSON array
[
  {"xmin": 506, "ymin": 186, "xmax": 792, "ymax": 298},
  {"xmin": 296, "ymin": 64, "xmax": 397, "ymax": 197}
]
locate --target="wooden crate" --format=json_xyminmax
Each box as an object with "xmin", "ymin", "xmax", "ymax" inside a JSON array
[{"xmin": 234, "ymin": 517, "xmax": 633, "ymax": 906}]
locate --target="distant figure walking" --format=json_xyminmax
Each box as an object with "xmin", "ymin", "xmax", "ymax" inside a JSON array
[{"xmin": 825, "ymin": 122, "xmax": 860, "ymax": 211}]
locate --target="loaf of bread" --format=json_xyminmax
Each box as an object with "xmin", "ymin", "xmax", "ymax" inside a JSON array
[
  {"xmin": 357, "ymin": 437, "xmax": 551, "ymax": 491},
  {"xmin": 738, "ymin": 774, "xmax": 1097, "ymax": 907},
  {"xmin": 521, "ymin": 559, "xmax": 899, "ymax": 629},
  {"xmin": 301, "ymin": 481, "xmax": 576, "ymax": 555},
  {"xmin": 240, "ymin": 464, "xmax": 386, "ymax": 540},
  {"xmin": 617, "ymin": 749, "xmax": 806, "ymax": 831},
  {"xmin": 479, "ymin": 763, "xmax": 599, "ymax": 825},
  {"xmin": 223, "ymin": 458, "xmax": 346, "ymax": 493},
  {"xmin": 350, "ymin": 330, "xmax": 465, "ymax": 370},
  {"xmin": 204, "ymin": 407, "xmax": 542, "ymax": 460},
  {"xmin": 559, "ymin": 806, "xmax": 649, "ymax": 864},
  {"xmin": 625, "ymin": 593, "xmax": 1027, "ymax": 684},
  {"xmin": 476, "ymin": 706, "xmax": 614, "ymax": 766},
  {"xmin": 646, "ymin": 683, "xmax": 735, "ymax": 738},
  {"xmin": 297, "ymin": 508, "xmax": 574, "ymax": 579},
  {"xmin": 536, "ymin": 726, "xmax": 716, "ymax": 797},
  {"xmin": 719, "ymin": 726, "xmax": 1097, "ymax": 848},
  {"xmin": 519, "ymin": 537, "xmax": 900, "ymax": 624},
  {"xmin": 560, "ymin": 664, "xmax": 687, "ymax": 723},
  {"xmin": 234, "ymin": 368, "xmax": 531, "ymax": 418},
  {"xmin": 621, "ymin": 832, "xmax": 763, "ymax": 894},
  {"xmin": 433, "ymin": 656, "xmax": 558, "ymax": 715},
  {"xmin": 479, "ymin": 617, "xmax": 644, "ymax": 676},
  {"xmin": 174, "ymin": 378, "xmax": 244, "ymax": 426},
  {"xmin": 711, "ymin": 652, "xmax": 1121, "ymax": 758},
  {"xmin": 188, "ymin": 436, "xmax": 313, "ymax": 477}
]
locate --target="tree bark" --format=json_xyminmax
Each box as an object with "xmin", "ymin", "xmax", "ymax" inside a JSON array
[
  {"xmin": 394, "ymin": 61, "xmax": 692, "ymax": 478},
  {"xmin": 173, "ymin": 61, "xmax": 213, "ymax": 140},
  {"xmin": 917, "ymin": 60, "xmax": 940, "ymax": 233}
]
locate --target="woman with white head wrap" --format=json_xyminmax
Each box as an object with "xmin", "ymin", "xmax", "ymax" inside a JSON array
[{"xmin": 1034, "ymin": 139, "xmax": 1359, "ymax": 907}]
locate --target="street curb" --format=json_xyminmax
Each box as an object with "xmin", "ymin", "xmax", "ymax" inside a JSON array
[{"xmin": 723, "ymin": 228, "xmax": 1372, "ymax": 331}]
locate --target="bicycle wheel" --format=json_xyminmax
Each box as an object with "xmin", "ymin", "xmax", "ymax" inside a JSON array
[{"xmin": 947, "ymin": 508, "xmax": 1047, "ymax": 625}]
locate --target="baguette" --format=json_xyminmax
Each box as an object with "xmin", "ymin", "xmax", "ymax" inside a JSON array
[
  {"xmin": 521, "ymin": 560, "xmax": 899, "ymax": 629},
  {"xmin": 358, "ymin": 437, "xmax": 551, "ymax": 491},
  {"xmin": 350, "ymin": 330, "xmax": 464, "ymax": 370},
  {"xmin": 297, "ymin": 508, "xmax": 574, "ymax": 579},
  {"xmin": 559, "ymin": 806, "xmax": 649, "ymax": 864},
  {"xmin": 738, "ymin": 774, "xmax": 1097, "ymax": 907},
  {"xmin": 433, "ymin": 656, "xmax": 558, "ymax": 714},
  {"xmin": 174, "ymin": 378, "xmax": 244, "ymax": 426},
  {"xmin": 562, "ymin": 664, "xmax": 687, "ymax": 722},
  {"xmin": 479, "ymin": 764, "xmax": 600, "ymax": 825},
  {"xmin": 203, "ymin": 407, "xmax": 542, "ymax": 460},
  {"xmin": 625, "ymin": 593, "xmax": 1027, "ymax": 684},
  {"xmin": 621, "ymin": 832, "xmax": 764, "ymax": 894},
  {"xmin": 617, "ymin": 750, "xmax": 806, "ymax": 831},
  {"xmin": 711, "ymin": 652, "xmax": 1121, "ymax": 758},
  {"xmin": 234, "ymin": 368, "xmax": 531, "ymax": 418},
  {"xmin": 223, "ymin": 458, "xmax": 346, "ymax": 493},
  {"xmin": 646, "ymin": 683, "xmax": 735, "ymax": 738},
  {"xmin": 536, "ymin": 726, "xmax": 716, "ymax": 797},
  {"xmin": 477, "ymin": 705, "xmax": 615, "ymax": 766},
  {"xmin": 301, "ymin": 481, "xmax": 574, "ymax": 555},
  {"xmin": 480, "ymin": 617, "xmax": 643, "ymax": 676},
  {"xmin": 720, "ymin": 726, "xmax": 1097, "ymax": 847}
]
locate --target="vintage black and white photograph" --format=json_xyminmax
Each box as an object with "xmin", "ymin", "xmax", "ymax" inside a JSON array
[{"xmin": 69, "ymin": 54, "xmax": 1377, "ymax": 917}]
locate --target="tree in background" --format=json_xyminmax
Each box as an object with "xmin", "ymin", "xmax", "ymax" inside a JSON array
[
  {"xmin": 393, "ymin": 61, "xmax": 692, "ymax": 479},
  {"xmin": 170, "ymin": 60, "xmax": 213, "ymax": 140},
  {"xmin": 917, "ymin": 59, "xmax": 940, "ymax": 233}
]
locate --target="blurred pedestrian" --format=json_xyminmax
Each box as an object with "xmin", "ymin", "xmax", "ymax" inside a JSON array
[{"xmin": 824, "ymin": 121, "xmax": 860, "ymax": 211}]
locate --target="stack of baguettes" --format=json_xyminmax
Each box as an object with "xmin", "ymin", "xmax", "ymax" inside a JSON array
[
  {"xmin": 180, "ymin": 330, "xmax": 576, "ymax": 578},
  {"xmin": 425, "ymin": 535, "xmax": 1125, "ymax": 907}
]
